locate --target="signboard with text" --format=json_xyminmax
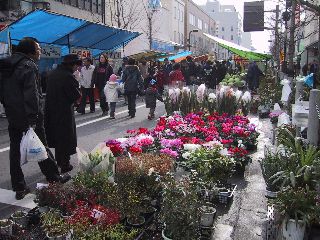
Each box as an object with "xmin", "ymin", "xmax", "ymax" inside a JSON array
[
  {"xmin": 41, "ymin": 46, "xmax": 61, "ymax": 58},
  {"xmin": 70, "ymin": 48, "xmax": 91, "ymax": 59}
]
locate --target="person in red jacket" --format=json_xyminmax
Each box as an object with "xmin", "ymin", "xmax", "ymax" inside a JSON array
[{"xmin": 169, "ymin": 63, "xmax": 185, "ymax": 87}]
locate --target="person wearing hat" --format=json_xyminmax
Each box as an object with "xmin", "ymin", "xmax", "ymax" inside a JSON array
[
  {"xmin": 44, "ymin": 54, "xmax": 82, "ymax": 174},
  {"xmin": 145, "ymin": 79, "xmax": 163, "ymax": 120},
  {"xmin": 104, "ymin": 74, "xmax": 122, "ymax": 119},
  {"xmin": 2, "ymin": 37, "xmax": 71, "ymax": 200}
]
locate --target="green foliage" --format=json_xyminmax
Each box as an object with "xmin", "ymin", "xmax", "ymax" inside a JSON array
[
  {"xmin": 272, "ymin": 187, "xmax": 320, "ymax": 224},
  {"xmin": 73, "ymin": 171, "xmax": 112, "ymax": 193},
  {"xmin": 78, "ymin": 225, "xmax": 139, "ymax": 240},
  {"xmin": 160, "ymin": 174, "xmax": 202, "ymax": 240},
  {"xmin": 41, "ymin": 211, "xmax": 70, "ymax": 237},
  {"xmin": 185, "ymin": 147, "xmax": 235, "ymax": 184}
]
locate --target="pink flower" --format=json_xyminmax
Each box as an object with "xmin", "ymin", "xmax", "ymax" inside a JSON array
[{"xmin": 160, "ymin": 148, "xmax": 178, "ymax": 158}]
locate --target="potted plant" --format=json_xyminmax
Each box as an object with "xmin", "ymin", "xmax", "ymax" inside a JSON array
[
  {"xmin": 185, "ymin": 147, "xmax": 235, "ymax": 185},
  {"xmin": 199, "ymin": 204, "xmax": 216, "ymax": 228},
  {"xmin": 41, "ymin": 211, "xmax": 71, "ymax": 240},
  {"xmin": 11, "ymin": 210, "xmax": 28, "ymax": 227},
  {"xmin": 272, "ymin": 187, "xmax": 320, "ymax": 240},
  {"xmin": 0, "ymin": 219, "xmax": 13, "ymax": 236},
  {"xmin": 260, "ymin": 149, "xmax": 284, "ymax": 198},
  {"xmin": 160, "ymin": 174, "xmax": 202, "ymax": 240}
]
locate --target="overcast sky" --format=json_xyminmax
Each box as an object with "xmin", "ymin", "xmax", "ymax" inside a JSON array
[{"xmin": 193, "ymin": 0, "xmax": 279, "ymax": 53}]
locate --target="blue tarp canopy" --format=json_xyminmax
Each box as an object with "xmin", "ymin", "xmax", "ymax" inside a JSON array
[
  {"xmin": 0, "ymin": 9, "xmax": 141, "ymax": 55},
  {"xmin": 158, "ymin": 51, "xmax": 192, "ymax": 62}
]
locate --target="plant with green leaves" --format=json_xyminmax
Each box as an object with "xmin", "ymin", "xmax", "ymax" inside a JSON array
[
  {"xmin": 185, "ymin": 146, "xmax": 235, "ymax": 185},
  {"xmin": 78, "ymin": 225, "xmax": 139, "ymax": 240},
  {"xmin": 160, "ymin": 174, "xmax": 202, "ymax": 240},
  {"xmin": 272, "ymin": 187, "xmax": 320, "ymax": 225},
  {"xmin": 271, "ymin": 128, "xmax": 320, "ymax": 190},
  {"xmin": 260, "ymin": 149, "xmax": 286, "ymax": 192},
  {"xmin": 41, "ymin": 210, "xmax": 70, "ymax": 238}
]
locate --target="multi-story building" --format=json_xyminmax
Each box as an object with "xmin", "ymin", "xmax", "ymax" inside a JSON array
[
  {"xmin": 200, "ymin": 0, "xmax": 252, "ymax": 60},
  {"xmin": 300, "ymin": 1, "xmax": 320, "ymax": 67},
  {"xmin": 184, "ymin": 0, "xmax": 216, "ymax": 56}
]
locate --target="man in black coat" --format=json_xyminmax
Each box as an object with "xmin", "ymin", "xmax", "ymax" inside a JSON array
[
  {"xmin": 45, "ymin": 54, "xmax": 81, "ymax": 174},
  {"xmin": 2, "ymin": 37, "xmax": 70, "ymax": 200}
]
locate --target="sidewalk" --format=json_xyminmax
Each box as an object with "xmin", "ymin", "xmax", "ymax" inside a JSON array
[{"xmin": 213, "ymin": 117, "xmax": 271, "ymax": 240}]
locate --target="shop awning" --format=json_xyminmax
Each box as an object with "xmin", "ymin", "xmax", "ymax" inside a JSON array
[
  {"xmin": 158, "ymin": 51, "xmax": 192, "ymax": 62},
  {"xmin": 128, "ymin": 50, "xmax": 172, "ymax": 60},
  {"xmin": 203, "ymin": 33, "xmax": 272, "ymax": 61},
  {"xmin": 0, "ymin": 9, "xmax": 141, "ymax": 55}
]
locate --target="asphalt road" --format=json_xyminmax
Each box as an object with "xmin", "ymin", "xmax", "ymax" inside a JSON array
[{"xmin": 0, "ymin": 97, "xmax": 165, "ymax": 218}]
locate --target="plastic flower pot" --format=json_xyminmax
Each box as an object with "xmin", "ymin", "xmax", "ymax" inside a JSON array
[
  {"xmin": 38, "ymin": 206, "xmax": 49, "ymax": 214},
  {"xmin": 265, "ymin": 189, "xmax": 278, "ymax": 199},
  {"xmin": 126, "ymin": 216, "xmax": 145, "ymax": 228},
  {"xmin": 162, "ymin": 228, "xmax": 173, "ymax": 240},
  {"xmin": 282, "ymin": 219, "xmax": 306, "ymax": 240},
  {"xmin": 200, "ymin": 206, "xmax": 216, "ymax": 227},
  {"xmin": 46, "ymin": 230, "xmax": 72, "ymax": 240},
  {"xmin": 11, "ymin": 210, "xmax": 28, "ymax": 227},
  {"xmin": 0, "ymin": 219, "xmax": 13, "ymax": 236}
]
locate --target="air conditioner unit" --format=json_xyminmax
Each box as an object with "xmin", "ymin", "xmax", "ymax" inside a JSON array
[{"xmin": 32, "ymin": 1, "xmax": 50, "ymax": 10}]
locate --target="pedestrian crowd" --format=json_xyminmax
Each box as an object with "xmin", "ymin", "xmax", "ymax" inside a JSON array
[{"xmin": 0, "ymin": 37, "xmax": 263, "ymax": 200}]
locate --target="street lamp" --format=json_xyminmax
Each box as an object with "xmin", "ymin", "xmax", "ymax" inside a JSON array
[{"xmin": 188, "ymin": 29, "xmax": 199, "ymax": 51}]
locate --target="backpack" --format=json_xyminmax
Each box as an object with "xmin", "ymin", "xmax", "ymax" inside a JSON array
[{"xmin": 0, "ymin": 57, "xmax": 24, "ymax": 104}]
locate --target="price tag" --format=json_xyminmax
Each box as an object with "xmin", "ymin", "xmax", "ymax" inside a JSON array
[{"xmin": 91, "ymin": 209, "xmax": 105, "ymax": 220}]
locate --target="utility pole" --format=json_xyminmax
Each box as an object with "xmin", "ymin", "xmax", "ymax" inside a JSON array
[
  {"xmin": 275, "ymin": 4, "xmax": 280, "ymax": 67},
  {"xmin": 288, "ymin": 0, "xmax": 297, "ymax": 76}
]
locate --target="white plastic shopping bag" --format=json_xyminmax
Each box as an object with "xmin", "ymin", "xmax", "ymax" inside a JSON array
[{"xmin": 21, "ymin": 128, "xmax": 48, "ymax": 164}]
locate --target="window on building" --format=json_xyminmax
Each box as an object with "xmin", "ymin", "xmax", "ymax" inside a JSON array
[
  {"xmin": 231, "ymin": 26, "xmax": 233, "ymax": 31},
  {"xmin": 222, "ymin": 35, "xmax": 224, "ymax": 39},
  {"xmin": 198, "ymin": 19, "xmax": 203, "ymax": 30},
  {"xmin": 78, "ymin": 0, "xmax": 85, "ymax": 9},
  {"xmin": 181, "ymin": 10, "xmax": 183, "ymax": 22},
  {"xmin": 85, "ymin": 0, "xmax": 91, "ymax": 11},
  {"xmin": 181, "ymin": 33, "xmax": 184, "ymax": 44},
  {"xmin": 174, "ymin": 31, "xmax": 177, "ymax": 42},
  {"xmin": 174, "ymin": 7, "xmax": 176, "ymax": 19},
  {"xmin": 231, "ymin": 35, "xmax": 233, "ymax": 40},
  {"xmin": 97, "ymin": 0, "xmax": 102, "ymax": 13},
  {"xmin": 204, "ymin": 23, "xmax": 208, "ymax": 33},
  {"xmin": 222, "ymin": 27, "xmax": 224, "ymax": 31},
  {"xmin": 189, "ymin": 13, "xmax": 195, "ymax": 26},
  {"xmin": 92, "ymin": 0, "xmax": 98, "ymax": 13},
  {"xmin": 70, "ymin": 0, "xmax": 77, "ymax": 6}
]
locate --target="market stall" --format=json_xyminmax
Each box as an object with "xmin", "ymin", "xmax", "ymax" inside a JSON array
[{"xmin": 203, "ymin": 33, "xmax": 272, "ymax": 62}]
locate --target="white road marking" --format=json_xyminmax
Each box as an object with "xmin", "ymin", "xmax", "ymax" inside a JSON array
[
  {"xmin": 76, "ymin": 103, "xmax": 146, "ymax": 128},
  {"xmin": 0, "ymin": 102, "xmax": 149, "ymax": 153},
  {"xmin": 0, "ymin": 188, "xmax": 36, "ymax": 209},
  {"xmin": 0, "ymin": 147, "xmax": 10, "ymax": 153}
]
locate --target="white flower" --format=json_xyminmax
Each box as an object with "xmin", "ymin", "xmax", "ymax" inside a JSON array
[
  {"xmin": 183, "ymin": 144, "xmax": 201, "ymax": 151},
  {"xmin": 196, "ymin": 84, "xmax": 206, "ymax": 102},
  {"xmin": 148, "ymin": 167, "xmax": 155, "ymax": 176},
  {"xmin": 203, "ymin": 140, "xmax": 223, "ymax": 148},
  {"xmin": 182, "ymin": 152, "xmax": 191, "ymax": 159},
  {"xmin": 116, "ymin": 138, "xmax": 127, "ymax": 143},
  {"xmin": 219, "ymin": 148, "xmax": 229, "ymax": 156},
  {"xmin": 238, "ymin": 140, "xmax": 244, "ymax": 148},
  {"xmin": 208, "ymin": 93, "xmax": 216, "ymax": 103},
  {"xmin": 235, "ymin": 90, "xmax": 243, "ymax": 101},
  {"xmin": 242, "ymin": 91, "xmax": 252, "ymax": 103},
  {"xmin": 182, "ymin": 87, "xmax": 191, "ymax": 95}
]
